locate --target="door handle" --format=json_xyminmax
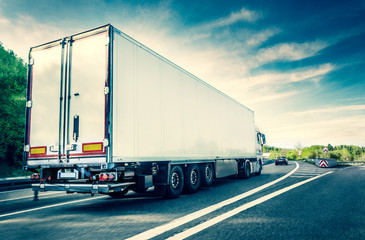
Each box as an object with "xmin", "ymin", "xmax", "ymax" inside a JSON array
[{"xmin": 73, "ymin": 115, "xmax": 79, "ymax": 141}]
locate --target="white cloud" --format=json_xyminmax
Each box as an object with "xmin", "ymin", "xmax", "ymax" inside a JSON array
[
  {"xmin": 266, "ymin": 114, "xmax": 365, "ymax": 147},
  {"xmin": 203, "ymin": 7, "xmax": 260, "ymax": 30},
  {"xmin": 291, "ymin": 104, "xmax": 365, "ymax": 115},
  {"xmin": 245, "ymin": 28, "xmax": 281, "ymax": 46},
  {"xmin": 253, "ymin": 41, "xmax": 328, "ymax": 67},
  {"xmin": 0, "ymin": 13, "xmax": 67, "ymax": 60},
  {"xmin": 243, "ymin": 63, "xmax": 335, "ymax": 87}
]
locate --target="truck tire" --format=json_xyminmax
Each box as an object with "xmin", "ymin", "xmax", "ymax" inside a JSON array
[
  {"xmin": 243, "ymin": 161, "xmax": 251, "ymax": 179},
  {"xmin": 165, "ymin": 165, "xmax": 184, "ymax": 199},
  {"xmin": 200, "ymin": 163, "xmax": 214, "ymax": 187},
  {"xmin": 238, "ymin": 161, "xmax": 251, "ymax": 179},
  {"xmin": 184, "ymin": 164, "xmax": 201, "ymax": 194}
]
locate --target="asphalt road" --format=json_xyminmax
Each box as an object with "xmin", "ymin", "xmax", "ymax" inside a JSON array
[{"xmin": 0, "ymin": 162, "xmax": 364, "ymax": 240}]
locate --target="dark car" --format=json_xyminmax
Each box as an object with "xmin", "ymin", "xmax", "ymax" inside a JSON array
[{"xmin": 275, "ymin": 157, "xmax": 288, "ymax": 165}]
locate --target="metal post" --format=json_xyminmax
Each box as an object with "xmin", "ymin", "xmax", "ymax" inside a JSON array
[{"xmin": 33, "ymin": 190, "xmax": 39, "ymax": 201}]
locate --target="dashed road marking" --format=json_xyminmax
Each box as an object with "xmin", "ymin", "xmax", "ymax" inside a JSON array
[{"xmin": 0, "ymin": 196, "xmax": 107, "ymax": 219}]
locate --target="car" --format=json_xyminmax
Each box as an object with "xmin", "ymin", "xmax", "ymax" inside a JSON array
[{"xmin": 275, "ymin": 157, "xmax": 288, "ymax": 165}]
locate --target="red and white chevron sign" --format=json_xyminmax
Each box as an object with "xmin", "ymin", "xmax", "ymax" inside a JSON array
[{"xmin": 319, "ymin": 160, "xmax": 328, "ymax": 167}]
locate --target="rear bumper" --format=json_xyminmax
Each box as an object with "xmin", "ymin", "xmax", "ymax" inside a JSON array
[
  {"xmin": 275, "ymin": 161, "xmax": 288, "ymax": 165},
  {"xmin": 31, "ymin": 182, "xmax": 135, "ymax": 194}
]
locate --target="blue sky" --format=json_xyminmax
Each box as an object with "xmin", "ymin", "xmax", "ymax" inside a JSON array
[{"xmin": 1, "ymin": 0, "xmax": 364, "ymax": 148}]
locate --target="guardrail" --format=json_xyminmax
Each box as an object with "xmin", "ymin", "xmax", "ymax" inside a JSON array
[
  {"xmin": 304, "ymin": 159, "xmax": 365, "ymax": 165},
  {"xmin": 0, "ymin": 176, "xmax": 31, "ymax": 192},
  {"xmin": 263, "ymin": 159, "xmax": 274, "ymax": 165},
  {"xmin": 337, "ymin": 161, "xmax": 365, "ymax": 165}
]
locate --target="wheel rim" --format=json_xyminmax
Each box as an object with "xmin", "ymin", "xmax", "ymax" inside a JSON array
[
  {"xmin": 205, "ymin": 165, "xmax": 212, "ymax": 181},
  {"xmin": 171, "ymin": 172, "xmax": 180, "ymax": 189},
  {"xmin": 191, "ymin": 169, "xmax": 198, "ymax": 186}
]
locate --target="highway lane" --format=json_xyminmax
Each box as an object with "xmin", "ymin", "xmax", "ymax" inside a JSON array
[
  {"xmin": 169, "ymin": 165, "xmax": 364, "ymax": 240},
  {"xmin": 0, "ymin": 162, "xmax": 361, "ymax": 240}
]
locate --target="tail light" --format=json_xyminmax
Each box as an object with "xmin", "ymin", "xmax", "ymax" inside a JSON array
[
  {"xmin": 108, "ymin": 173, "xmax": 115, "ymax": 181},
  {"xmin": 30, "ymin": 173, "xmax": 40, "ymax": 181},
  {"xmin": 90, "ymin": 172, "xmax": 117, "ymax": 182},
  {"xmin": 99, "ymin": 173, "xmax": 109, "ymax": 181}
]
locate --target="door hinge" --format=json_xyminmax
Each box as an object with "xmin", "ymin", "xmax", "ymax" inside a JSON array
[
  {"xmin": 66, "ymin": 144, "xmax": 77, "ymax": 151},
  {"xmin": 103, "ymin": 139, "xmax": 109, "ymax": 147},
  {"xmin": 26, "ymin": 100, "xmax": 32, "ymax": 108},
  {"xmin": 24, "ymin": 145, "xmax": 30, "ymax": 152},
  {"xmin": 104, "ymin": 87, "xmax": 109, "ymax": 95},
  {"xmin": 50, "ymin": 145, "xmax": 59, "ymax": 152}
]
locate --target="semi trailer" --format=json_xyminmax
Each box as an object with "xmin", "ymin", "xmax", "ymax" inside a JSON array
[{"xmin": 24, "ymin": 24, "xmax": 266, "ymax": 199}]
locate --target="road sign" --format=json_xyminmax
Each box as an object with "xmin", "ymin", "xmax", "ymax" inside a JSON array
[
  {"xmin": 323, "ymin": 147, "xmax": 328, "ymax": 153},
  {"xmin": 319, "ymin": 160, "xmax": 328, "ymax": 167}
]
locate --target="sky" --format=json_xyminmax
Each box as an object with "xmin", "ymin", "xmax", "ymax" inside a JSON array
[{"xmin": 0, "ymin": 0, "xmax": 364, "ymax": 148}]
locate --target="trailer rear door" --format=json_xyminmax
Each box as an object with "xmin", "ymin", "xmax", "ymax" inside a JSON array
[
  {"xmin": 25, "ymin": 27, "xmax": 110, "ymax": 164},
  {"xmin": 66, "ymin": 32, "xmax": 109, "ymax": 159},
  {"xmin": 27, "ymin": 42, "xmax": 64, "ymax": 160}
]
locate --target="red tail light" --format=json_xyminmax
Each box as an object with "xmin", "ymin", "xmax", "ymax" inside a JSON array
[
  {"xmin": 31, "ymin": 173, "xmax": 40, "ymax": 181},
  {"xmin": 99, "ymin": 173, "xmax": 109, "ymax": 181}
]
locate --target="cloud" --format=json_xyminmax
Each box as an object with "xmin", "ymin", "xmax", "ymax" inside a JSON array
[
  {"xmin": 249, "ymin": 90, "xmax": 299, "ymax": 104},
  {"xmin": 243, "ymin": 63, "xmax": 335, "ymax": 88},
  {"xmin": 266, "ymin": 114, "xmax": 365, "ymax": 147},
  {"xmin": 244, "ymin": 28, "xmax": 281, "ymax": 47},
  {"xmin": 0, "ymin": 12, "xmax": 67, "ymax": 60},
  {"xmin": 209, "ymin": 7, "xmax": 259, "ymax": 28},
  {"xmin": 253, "ymin": 41, "xmax": 328, "ymax": 67},
  {"xmin": 290, "ymin": 104, "xmax": 365, "ymax": 115},
  {"xmin": 196, "ymin": 7, "xmax": 259, "ymax": 32}
]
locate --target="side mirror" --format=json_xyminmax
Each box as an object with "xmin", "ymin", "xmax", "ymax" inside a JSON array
[{"xmin": 262, "ymin": 134, "xmax": 266, "ymax": 144}]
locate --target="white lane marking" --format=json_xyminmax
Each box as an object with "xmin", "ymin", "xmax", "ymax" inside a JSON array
[
  {"xmin": 290, "ymin": 175, "xmax": 316, "ymax": 178},
  {"xmin": 167, "ymin": 171, "xmax": 333, "ymax": 240},
  {"xmin": 0, "ymin": 192, "xmax": 64, "ymax": 203},
  {"xmin": 0, "ymin": 196, "xmax": 107, "ymax": 219},
  {"xmin": 125, "ymin": 162, "xmax": 300, "ymax": 240},
  {"xmin": 0, "ymin": 189, "xmax": 32, "ymax": 194}
]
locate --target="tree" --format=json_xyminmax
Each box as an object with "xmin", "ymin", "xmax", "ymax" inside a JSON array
[{"xmin": 0, "ymin": 43, "xmax": 27, "ymax": 167}]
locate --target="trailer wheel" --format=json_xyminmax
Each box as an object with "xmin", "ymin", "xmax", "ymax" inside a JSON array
[
  {"xmin": 184, "ymin": 164, "xmax": 201, "ymax": 194},
  {"xmin": 200, "ymin": 163, "xmax": 214, "ymax": 187},
  {"xmin": 165, "ymin": 165, "xmax": 184, "ymax": 199},
  {"xmin": 108, "ymin": 187, "xmax": 129, "ymax": 198}
]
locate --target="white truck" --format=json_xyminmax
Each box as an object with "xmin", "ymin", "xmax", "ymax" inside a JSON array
[{"xmin": 24, "ymin": 24, "xmax": 266, "ymax": 199}]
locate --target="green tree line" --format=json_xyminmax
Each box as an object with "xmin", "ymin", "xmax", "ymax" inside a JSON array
[
  {"xmin": 264, "ymin": 144, "xmax": 365, "ymax": 161},
  {"xmin": 0, "ymin": 43, "xmax": 27, "ymax": 176}
]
